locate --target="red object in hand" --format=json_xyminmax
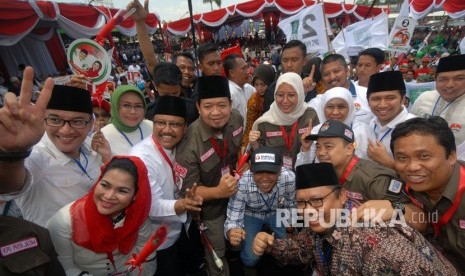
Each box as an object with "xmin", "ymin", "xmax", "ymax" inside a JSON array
[
  {"xmin": 126, "ymin": 225, "xmax": 167, "ymax": 272},
  {"xmin": 235, "ymin": 144, "xmax": 252, "ymax": 178},
  {"xmin": 95, "ymin": 8, "xmax": 136, "ymax": 45}
]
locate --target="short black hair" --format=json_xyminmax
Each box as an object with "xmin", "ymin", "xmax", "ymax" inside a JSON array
[
  {"xmin": 390, "ymin": 116, "xmax": 456, "ymax": 158},
  {"xmin": 358, "ymin": 48, "xmax": 385, "ymax": 65},
  {"xmin": 223, "ymin": 54, "xmax": 241, "ymax": 78},
  {"xmin": 197, "ymin": 43, "xmax": 219, "ymax": 63},
  {"xmin": 152, "ymin": 62, "xmax": 182, "ymax": 86},
  {"xmin": 282, "ymin": 40, "xmax": 306, "ymax": 58},
  {"xmin": 322, "ymin": 54, "xmax": 347, "ymax": 68},
  {"xmin": 173, "ymin": 52, "xmax": 195, "ymax": 65}
]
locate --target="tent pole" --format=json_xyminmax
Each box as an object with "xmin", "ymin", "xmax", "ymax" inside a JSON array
[
  {"xmin": 364, "ymin": 0, "xmax": 378, "ymax": 20},
  {"xmin": 187, "ymin": 0, "xmax": 198, "ymax": 50}
]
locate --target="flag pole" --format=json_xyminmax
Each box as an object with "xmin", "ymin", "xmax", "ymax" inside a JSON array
[
  {"xmin": 187, "ymin": 0, "xmax": 198, "ymax": 50},
  {"xmin": 320, "ymin": 0, "xmax": 332, "ymax": 53},
  {"xmin": 364, "ymin": 0, "xmax": 378, "ymax": 20}
]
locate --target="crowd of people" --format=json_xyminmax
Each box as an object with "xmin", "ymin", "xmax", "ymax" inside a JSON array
[{"xmin": 1, "ymin": 0, "xmax": 465, "ymax": 275}]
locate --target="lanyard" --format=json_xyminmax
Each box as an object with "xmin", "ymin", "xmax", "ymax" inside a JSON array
[
  {"xmin": 373, "ymin": 124, "xmax": 392, "ymax": 142},
  {"xmin": 406, "ymin": 165, "xmax": 465, "ymax": 238},
  {"xmin": 317, "ymin": 235, "xmax": 332, "ymax": 272},
  {"xmin": 72, "ymin": 148, "xmax": 92, "ymax": 181},
  {"xmin": 152, "ymin": 135, "xmax": 175, "ymax": 184},
  {"xmin": 209, "ymin": 137, "xmax": 228, "ymax": 161},
  {"xmin": 279, "ymin": 121, "xmax": 299, "ymax": 153},
  {"xmin": 339, "ymin": 156, "xmax": 359, "ymax": 185},
  {"xmin": 117, "ymin": 126, "xmax": 143, "ymax": 147},
  {"xmin": 431, "ymin": 96, "xmax": 453, "ymax": 116},
  {"xmin": 259, "ymin": 190, "xmax": 277, "ymax": 212}
]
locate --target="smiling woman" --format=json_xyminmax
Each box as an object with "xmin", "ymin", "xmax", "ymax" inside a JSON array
[{"xmin": 46, "ymin": 156, "xmax": 156, "ymax": 276}]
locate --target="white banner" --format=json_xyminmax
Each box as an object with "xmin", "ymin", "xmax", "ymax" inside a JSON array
[
  {"xmin": 406, "ymin": 81, "xmax": 436, "ymax": 104},
  {"xmin": 278, "ymin": 3, "xmax": 330, "ymax": 54},
  {"xmin": 387, "ymin": 0, "xmax": 417, "ymax": 53},
  {"xmin": 332, "ymin": 13, "xmax": 389, "ymax": 58}
]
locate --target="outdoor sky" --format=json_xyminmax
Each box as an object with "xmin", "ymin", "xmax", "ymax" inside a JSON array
[{"xmin": 55, "ymin": 0, "xmax": 351, "ymax": 22}]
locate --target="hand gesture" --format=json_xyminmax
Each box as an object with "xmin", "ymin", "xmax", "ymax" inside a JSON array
[
  {"xmin": 67, "ymin": 74, "xmax": 91, "ymax": 90},
  {"xmin": 216, "ymin": 173, "xmax": 238, "ymax": 199},
  {"xmin": 228, "ymin": 228, "xmax": 246, "ymax": 247},
  {"xmin": 91, "ymin": 130, "xmax": 112, "ymax": 163},
  {"xmin": 302, "ymin": 64, "xmax": 316, "ymax": 93},
  {"xmin": 367, "ymin": 139, "xmax": 395, "ymax": 169},
  {"xmin": 248, "ymin": 130, "xmax": 261, "ymax": 149},
  {"xmin": 253, "ymin": 232, "xmax": 275, "ymax": 256},
  {"xmin": 0, "ymin": 67, "xmax": 53, "ymax": 152},
  {"xmin": 300, "ymin": 119, "xmax": 313, "ymax": 152},
  {"xmin": 184, "ymin": 183, "xmax": 203, "ymax": 212},
  {"xmin": 128, "ymin": 0, "xmax": 148, "ymax": 23}
]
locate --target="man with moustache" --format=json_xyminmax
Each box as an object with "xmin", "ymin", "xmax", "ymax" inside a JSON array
[
  {"xmin": 130, "ymin": 96, "xmax": 203, "ymax": 276},
  {"xmin": 175, "ymin": 75, "xmax": 244, "ymax": 276},
  {"xmin": 391, "ymin": 116, "xmax": 465, "ymax": 274},
  {"xmin": 252, "ymin": 163, "xmax": 458, "ymax": 275}
]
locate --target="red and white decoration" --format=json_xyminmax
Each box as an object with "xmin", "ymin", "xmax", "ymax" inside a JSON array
[{"xmin": 409, "ymin": 0, "xmax": 465, "ymax": 19}]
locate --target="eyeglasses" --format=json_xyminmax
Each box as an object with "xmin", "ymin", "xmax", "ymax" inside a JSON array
[
  {"xmin": 119, "ymin": 103, "xmax": 144, "ymax": 112},
  {"xmin": 296, "ymin": 187, "xmax": 341, "ymax": 209},
  {"xmin": 153, "ymin": 120, "xmax": 185, "ymax": 129},
  {"xmin": 45, "ymin": 117, "xmax": 90, "ymax": 129}
]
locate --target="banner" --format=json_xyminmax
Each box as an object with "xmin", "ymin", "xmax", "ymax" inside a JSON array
[
  {"xmin": 406, "ymin": 81, "xmax": 436, "ymax": 104},
  {"xmin": 332, "ymin": 13, "xmax": 389, "ymax": 58},
  {"xmin": 387, "ymin": 0, "xmax": 417, "ymax": 53},
  {"xmin": 278, "ymin": 3, "xmax": 330, "ymax": 54}
]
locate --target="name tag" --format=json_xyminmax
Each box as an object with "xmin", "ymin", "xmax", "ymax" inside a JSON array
[
  {"xmin": 0, "ymin": 237, "xmax": 39, "ymax": 257},
  {"xmin": 459, "ymin": 219, "xmax": 465, "ymax": 229},
  {"xmin": 266, "ymin": 131, "xmax": 283, "ymax": 138},
  {"xmin": 346, "ymin": 191, "xmax": 363, "ymax": 200},
  {"xmin": 233, "ymin": 126, "xmax": 243, "ymax": 137},
  {"xmin": 200, "ymin": 148, "xmax": 215, "ymax": 163},
  {"xmin": 174, "ymin": 162, "xmax": 188, "ymax": 179}
]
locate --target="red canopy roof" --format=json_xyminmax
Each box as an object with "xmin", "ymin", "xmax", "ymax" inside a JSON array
[
  {"xmin": 166, "ymin": 0, "xmax": 387, "ymax": 35},
  {"xmin": 409, "ymin": 0, "xmax": 465, "ymax": 19},
  {"xmin": 0, "ymin": 0, "xmax": 160, "ymax": 46}
]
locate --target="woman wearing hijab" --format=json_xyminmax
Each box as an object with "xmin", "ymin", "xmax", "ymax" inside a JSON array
[
  {"xmin": 249, "ymin": 72, "xmax": 319, "ymax": 169},
  {"xmin": 297, "ymin": 87, "xmax": 374, "ymax": 164},
  {"xmin": 242, "ymin": 64, "xmax": 276, "ymax": 147},
  {"xmin": 100, "ymin": 85, "xmax": 152, "ymax": 155},
  {"xmin": 47, "ymin": 156, "xmax": 156, "ymax": 276}
]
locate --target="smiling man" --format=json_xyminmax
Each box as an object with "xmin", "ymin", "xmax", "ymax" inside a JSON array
[
  {"xmin": 0, "ymin": 70, "xmax": 102, "ymax": 227},
  {"xmin": 411, "ymin": 54, "xmax": 465, "ymax": 146},
  {"xmin": 252, "ymin": 163, "xmax": 458, "ymax": 275},
  {"xmin": 367, "ymin": 71, "xmax": 416, "ymax": 169},
  {"xmin": 224, "ymin": 146, "xmax": 295, "ymax": 275},
  {"xmin": 391, "ymin": 116, "xmax": 465, "ymax": 274}
]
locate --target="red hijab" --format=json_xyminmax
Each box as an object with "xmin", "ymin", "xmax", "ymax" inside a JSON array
[{"xmin": 70, "ymin": 156, "xmax": 151, "ymax": 255}]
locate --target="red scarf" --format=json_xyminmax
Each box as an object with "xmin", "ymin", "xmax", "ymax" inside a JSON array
[{"xmin": 70, "ymin": 156, "xmax": 151, "ymax": 255}]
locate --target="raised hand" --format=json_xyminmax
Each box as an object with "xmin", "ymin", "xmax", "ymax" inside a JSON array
[
  {"xmin": 128, "ymin": 0, "xmax": 148, "ymax": 23},
  {"xmin": 91, "ymin": 130, "xmax": 112, "ymax": 163},
  {"xmin": 300, "ymin": 119, "xmax": 313, "ymax": 152},
  {"xmin": 0, "ymin": 67, "xmax": 53, "ymax": 152},
  {"xmin": 253, "ymin": 232, "xmax": 275, "ymax": 256},
  {"xmin": 302, "ymin": 64, "xmax": 316, "ymax": 93}
]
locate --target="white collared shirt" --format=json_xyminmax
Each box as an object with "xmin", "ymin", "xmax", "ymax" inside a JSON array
[
  {"xmin": 15, "ymin": 133, "xmax": 102, "ymax": 227},
  {"xmin": 130, "ymin": 136, "xmax": 187, "ymax": 250},
  {"xmin": 369, "ymin": 106, "xmax": 416, "ymax": 156},
  {"xmin": 229, "ymin": 80, "xmax": 256, "ymax": 128},
  {"xmin": 100, "ymin": 119, "xmax": 153, "ymax": 155}
]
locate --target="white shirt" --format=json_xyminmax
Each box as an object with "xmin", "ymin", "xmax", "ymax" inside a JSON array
[
  {"xmin": 369, "ymin": 106, "xmax": 416, "ymax": 157},
  {"xmin": 351, "ymin": 81, "xmax": 374, "ymax": 126},
  {"xmin": 47, "ymin": 203, "xmax": 156, "ymax": 276},
  {"xmin": 411, "ymin": 90, "xmax": 465, "ymax": 145},
  {"xmin": 101, "ymin": 119, "xmax": 153, "ymax": 155},
  {"xmin": 229, "ymin": 80, "xmax": 255, "ymax": 128},
  {"xmin": 15, "ymin": 133, "xmax": 101, "ymax": 227},
  {"xmin": 130, "ymin": 136, "xmax": 187, "ymax": 250}
]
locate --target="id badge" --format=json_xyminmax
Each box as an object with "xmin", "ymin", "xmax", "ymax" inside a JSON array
[
  {"xmin": 221, "ymin": 165, "xmax": 230, "ymax": 176},
  {"xmin": 283, "ymin": 155, "xmax": 293, "ymax": 169}
]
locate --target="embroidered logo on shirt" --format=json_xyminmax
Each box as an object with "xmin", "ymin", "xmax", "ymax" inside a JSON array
[
  {"xmin": 200, "ymin": 148, "xmax": 215, "ymax": 162},
  {"xmin": 233, "ymin": 126, "xmax": 243, "ymax": 137},
  {"xmin": 0, "ymin": 237, "xmax": 38, "ymax": 257},
  {"xmin": 388, "ymin": 179, "xmax": 403, "ymax": 194},
  {"xmin": 450, "ymin": 123, "xmax": 462, "ymax": 133},
  {"xmin": 354, "ymin": 102, "xmax": 361, "ymax": 111},
  {"xmin": 459, "ymin": 219, "xmax": 465, "ymax": 229},
  {"xmin": 298, "ymin": 127, "xmax": 309, "ymax": 135},
  {"xmin": 266, "ymin": 131, "xmax": 283, "ymax": 137},
  {"xmin": 174, "ymin": 162, "xmax": 188, "ymax": 178},
  {"xmin": 345, "ymin": 191, "xmax": 363, "ymax": 200}
]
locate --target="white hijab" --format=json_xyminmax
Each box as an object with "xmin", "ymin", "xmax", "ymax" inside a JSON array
[
  {"xmin": 252, "ymin": 72, "xmax": 307, "ymax": 129},
  {"xmin": 320, "ymin": 87, "xmax": 355, "ymax": 125}
]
